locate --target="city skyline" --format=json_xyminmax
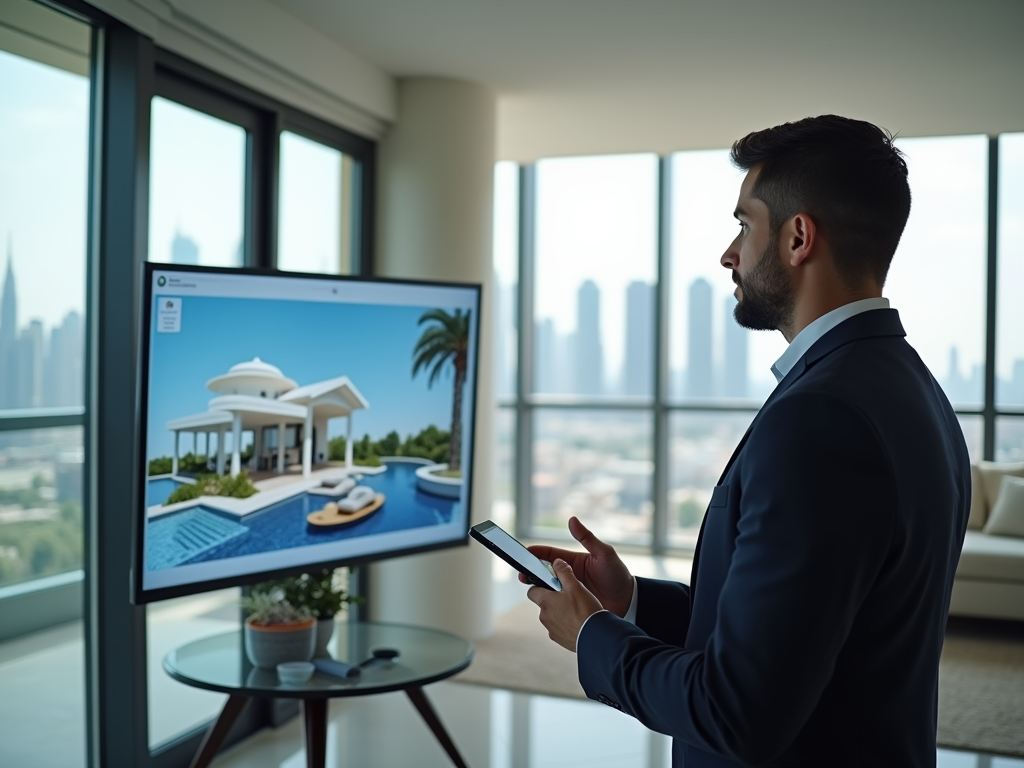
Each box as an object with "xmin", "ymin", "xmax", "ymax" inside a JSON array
[
  {"xmin": 0, "ymin": 246, "xmax": 83, "ymax": 411},
  {"xmin": 494, "ymin": 273, "xmax": 1024, "ymax": 407}
]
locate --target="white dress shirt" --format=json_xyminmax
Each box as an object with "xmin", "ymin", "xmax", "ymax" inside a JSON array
[{"xmin": 576, "ymin": 297, "xmax": 892, "ymax": 645}]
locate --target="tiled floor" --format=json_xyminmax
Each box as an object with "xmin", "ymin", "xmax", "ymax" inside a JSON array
[{"xmin": 1, "ymin": 556, "xmax": 1023, "ymax": 768}]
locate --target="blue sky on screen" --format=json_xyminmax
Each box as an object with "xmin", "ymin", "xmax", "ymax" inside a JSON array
[{"xmin": 146, "ymin": 296, "xmax": 470, "ymax": 458}]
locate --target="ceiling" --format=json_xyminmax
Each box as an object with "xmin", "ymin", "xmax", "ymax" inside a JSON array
[{"xmin": 270, "ymin": 0, "xmax": 1024, "ymax": 160}]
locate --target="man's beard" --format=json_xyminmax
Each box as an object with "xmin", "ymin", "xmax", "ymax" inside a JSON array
[{"xmin": 733, "ymin": 237, "xmax": 795, "ymax": 332}]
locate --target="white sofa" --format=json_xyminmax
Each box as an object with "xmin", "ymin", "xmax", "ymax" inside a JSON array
[{"xmin": 948, "ymin": 461, "xmax": 1024, "ymax": 621}]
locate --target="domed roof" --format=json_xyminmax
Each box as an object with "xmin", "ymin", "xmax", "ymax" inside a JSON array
[
  {"xmin": 226, "ymin": 357, "xmax": 285, "ymax": 378},
  {"xmin": 206, "ymin": 357, "xmax": 297, "ymax": 396}
]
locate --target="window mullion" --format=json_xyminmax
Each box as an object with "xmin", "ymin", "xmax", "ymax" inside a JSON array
[{"xmin": 515, "ymin": 164, "xmax": 536, "ymax": 541}]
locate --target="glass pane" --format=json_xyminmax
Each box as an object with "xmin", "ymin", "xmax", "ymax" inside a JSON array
[
  {"xmin": 148, "ymin": 97, "xmax": 245, "ymax": 267},
  {"xmin": 667, "ymin": 411, "xmax": 754, "ymax": 549},
  {"xmin": 494, "ymin": 161, "xmax": 519, "ymax": 399},
  {"xmin": 532, "ymin": 409, "xmax": 652, "ymax": 546},
  {"xmin": 997, "ymin": 133, "xmax": 1024, "ymax": 410},
  {"xmin": 996, "ymin": 417, "xmax": 1024, "ymax": 463},
  {"xmin": 957, "ymin": 415, "xmax": 983, "ymax": 463},
  {"xmin": 886, "ymin": 136, "xmax": 988, "ymax": 408},
  {"xmin": 146, "ymin": 589, "xmax": 237, "ymax": 749},
  {"xmin": 493, "ymin": 406, "xmax": 516, "ymax": 529},
  {"xmin": 533, "ymin": 155, "xmax": 658, "ymax": 397},
  {"xmin": 0, "ymin": 46, "xmax": 88, "ymax": 410},
  {"xmin": 0, "ymin": 427, "xmax": 83, "ymax": 588},
  {"xmin": 669, "ymin": 150, "xmax": 787, "ymax": 404},
  {"xmin": 278, "ymin": 130, "xmax": 354, "ymax": 275}
]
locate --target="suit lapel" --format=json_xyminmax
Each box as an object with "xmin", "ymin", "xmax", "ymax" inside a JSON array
[{"xmin": 687, "ymin": 309, "xmax": 907, "ymax": 598}]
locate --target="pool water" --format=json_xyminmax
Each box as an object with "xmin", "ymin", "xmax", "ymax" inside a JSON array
[
  {"xmin": 147, "ymin": 476, "xmax": 185, "ymax": 507},
  {"xmin": 146, "ymin": 462, "xmax": 460, "ymax": 569}
]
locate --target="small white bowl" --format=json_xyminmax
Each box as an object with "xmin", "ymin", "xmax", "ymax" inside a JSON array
[{"xmin": 277, "ymin": 661, "xmax": 315, "ymax": 685}]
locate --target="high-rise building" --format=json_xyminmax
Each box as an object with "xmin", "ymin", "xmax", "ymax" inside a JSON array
[
  {"xmin": 722, "ymin": 294, "xmax": 748, "ymax": 398},
  {"xmin": 44, "ymin": 310, "xmax": 84, "ymax": 407},
  {"xmin": 15, "ymin": 319, "xmax": 45, "ymax": 408},
  {"xmin": 624, "ymin": 281, "xmax": 653, "ymax": 396},
  {"xmin": 574, "ymin": 280, "xmax": 604, "ymax": 395},
  {"xmin": 0, "ymin": 242, "xmax": 18, "ymax": 409},
  {"xmin": 686, "ymin": 278, "xmax": 713, "ymax": 398},
  {"xmin": 171, "ymin": 231, "xmax": 199, "ymax": 264}
]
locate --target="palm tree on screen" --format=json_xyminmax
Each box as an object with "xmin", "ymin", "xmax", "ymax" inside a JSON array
[{"xmin": 412, "ymin": 308, "xmax": 471, "ymax": 473}]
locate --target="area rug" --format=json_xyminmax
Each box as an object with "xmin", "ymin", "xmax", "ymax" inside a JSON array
[{"xmin": 455, "ymin": 602, "xmax": 1024, "ymax": 758}]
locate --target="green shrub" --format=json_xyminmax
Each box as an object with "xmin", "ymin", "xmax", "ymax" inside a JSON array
[
  {"xmin": 327, "ymin": 426, "xmax": 450, "ymax": 466},
  {"xmin": 165, "ymin": 472, "xmax": 258, "ymax": 505},
  {"xmin": 149, "ymin": 456, "xmax": 173, "ymax": 476}
]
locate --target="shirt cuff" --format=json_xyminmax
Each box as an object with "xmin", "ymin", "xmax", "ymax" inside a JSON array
[{"xmin": 576, "ymin": 577, "xmax": 639, "ymax": 649}]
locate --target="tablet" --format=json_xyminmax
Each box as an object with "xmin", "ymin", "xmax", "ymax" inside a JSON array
[{"xmin": 470, "ymin": 520, "xmax": 562, "ymax": 591}]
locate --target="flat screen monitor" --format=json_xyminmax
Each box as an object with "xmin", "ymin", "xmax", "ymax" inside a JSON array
[{"xmin": 132, "ymin": 263, "xmax": 481, "ymax": 603}]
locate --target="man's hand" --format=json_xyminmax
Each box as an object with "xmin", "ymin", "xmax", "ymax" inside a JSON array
[
  {"xmin": 527, "ymin": 559, "xmax": 603, "ymax": 652},
  {"xmin": 519, "ymin": 516, "xmax": 634, "ymax": 617}
]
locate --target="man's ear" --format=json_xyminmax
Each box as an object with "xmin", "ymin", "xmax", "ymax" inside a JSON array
[{"xmin": 784, "ymin": 213, "xmax": 817, "ymax": 268}]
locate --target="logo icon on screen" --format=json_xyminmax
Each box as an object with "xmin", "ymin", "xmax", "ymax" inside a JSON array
[{"xmin": 157, "ymin": 276, "xmax": 166, "ymax": 286}]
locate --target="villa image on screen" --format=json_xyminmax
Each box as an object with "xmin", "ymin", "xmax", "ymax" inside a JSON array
[{"xmin": 135, "ymin": 265, "xmax": 481, "ymax": 601}]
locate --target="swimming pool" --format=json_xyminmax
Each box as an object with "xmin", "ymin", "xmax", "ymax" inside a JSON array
[
  {"xmin": 147, "ymin": 476, "xmax": 186, "ymax": 507},
  {"xmin": 146, "ymin": 461, "xmax": 460, "ymax": 569}
]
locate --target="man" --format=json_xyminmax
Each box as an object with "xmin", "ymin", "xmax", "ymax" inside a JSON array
[{"xmin": 525, "ymin": 115, "xmax": 971, "ymax": 767}]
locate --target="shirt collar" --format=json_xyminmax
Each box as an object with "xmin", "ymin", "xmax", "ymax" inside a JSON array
[{"xmin": 770, "ymin": 297, "xmax": 891, "ymax": 383}]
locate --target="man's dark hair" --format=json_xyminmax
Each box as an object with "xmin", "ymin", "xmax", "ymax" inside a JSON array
[{"xmin": 730, "ymin": 115, "xmax": 911, "ymax": 287}]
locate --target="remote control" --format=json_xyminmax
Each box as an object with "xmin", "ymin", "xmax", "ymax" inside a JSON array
[{"xmin": 312, "ymin": 658, "xmax": 361, "ymax": 679}]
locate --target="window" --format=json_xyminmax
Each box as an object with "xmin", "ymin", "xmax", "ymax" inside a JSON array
[
  {"xmin": 502, "ymin": 135, "xmax": 1013, "ymax": 552},
  {"xmin": 0, "ymin": 5, "xmax": 90, "ymax": 767},
  {"xmin": 0, "ymin": 0, "xmax": 89, "ymax": 587},
  {"xmin": 886, "ymin": 136, "xmax": 989, "ymax": 409},
  {"xmin": 148, "ymin": 97, "xmax": 246, "ymax": 268},
  {"xmin": 277, "ymin": 130, "xmax": 355, "ymax": 274}
]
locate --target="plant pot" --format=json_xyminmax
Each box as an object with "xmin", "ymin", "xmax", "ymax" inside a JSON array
[
  {"xmin": 314, "ymin": 617, "xmax": 335, "ymax": 658},
  {"xmin": 244, "ymin": 617, "xmax": 316, "ymax": 669}
]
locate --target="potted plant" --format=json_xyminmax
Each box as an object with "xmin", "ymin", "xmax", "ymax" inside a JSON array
[
  {"xmin": 256, "ymin": 568, "xmax": 361, "ymax": 657},
  {"xmin": 240, "ymin": 591, "xmax": 316, "ymax": 669}
]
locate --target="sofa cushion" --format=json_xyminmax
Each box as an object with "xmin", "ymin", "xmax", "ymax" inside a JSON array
[
  {"xmin": 983, "ymin": 476, "xmax": 1024, "ymax": 538},
  {"xmin": 976, "ymin": 461, "xmax": 1024, "ymax": 517},
  {"xmin": 968, "ymin": 464, "xmax": 986, "ymax": 530},
  {"xmin": 957, "ymin": 530, "xmax": 1024, "ymax": 583}
]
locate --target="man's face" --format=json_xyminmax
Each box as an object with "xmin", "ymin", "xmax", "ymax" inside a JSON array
[{"xmin": 720, "ymin": 167, "xmax": 795, "ymax": 332}]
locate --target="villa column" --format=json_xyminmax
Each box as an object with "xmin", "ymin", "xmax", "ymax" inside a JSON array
[
  {"xmin": 171, "ymin": 430, "xmax": 179, "ymax": 475},
  {"xmin": 345, "ymin": 415, "xmax": 353, "ymax": 469},
  {"xmin": 277, "ymin": 422, "xmax": 286, "ymax": 472},
  {"xmin": 370, "ymin": 78, "xmax": 496, "ymax": 640},
  {"xmin": 230, "ymin": 413, "xmax": 242, "ymax": 478},
  {"xmin": 216, "ymin": 428, "xmax": 226, "ymax": 475},
  {"xmin": 302, "ymin": 410, "xmax": 313, "ymax": 477},
  {"xmin": 314, "ymin": 415, "xmax": 328, "ymax": 465}
]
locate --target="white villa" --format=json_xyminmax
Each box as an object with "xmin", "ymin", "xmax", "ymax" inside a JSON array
[{"xmin": 165, "ymin": 358, "xmax": 368, "ymax": 478}]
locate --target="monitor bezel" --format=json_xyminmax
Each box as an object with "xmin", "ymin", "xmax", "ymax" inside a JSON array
[{"xmin": 131, "ymin": 262, "xmax": 482, "ymax": 604}]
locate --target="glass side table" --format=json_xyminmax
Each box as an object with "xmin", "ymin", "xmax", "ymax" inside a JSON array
[{"xmin": 163, "ymin": 621, "xmax": 474, "ymax": 768}]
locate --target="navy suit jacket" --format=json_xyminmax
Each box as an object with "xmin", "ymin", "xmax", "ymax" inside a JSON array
[{"xmin": 577, "ymin": 309, "xmax": 970, "ymax": 767}]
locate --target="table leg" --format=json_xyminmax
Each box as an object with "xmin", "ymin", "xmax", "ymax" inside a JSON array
[
  {"xmin": 189, "ymin": 694, "xmax": 248, "ymax": 768},
  {"xmin": 405, "ymin": 686, "xmax": 470, "ymax": 768},
  {"xmin": 302, "ymin": 699, "xmax": 328, "ymax": 768}
]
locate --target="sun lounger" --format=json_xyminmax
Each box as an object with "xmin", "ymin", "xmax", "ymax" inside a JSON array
[{"xmin": 306, "ymin": 488, "xmax": 385, "ymax": 528}]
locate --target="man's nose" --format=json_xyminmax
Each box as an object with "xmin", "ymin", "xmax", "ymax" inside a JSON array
[{"xmin": 721, "ymin": 235, "xmax": 739, "ymax": 269}]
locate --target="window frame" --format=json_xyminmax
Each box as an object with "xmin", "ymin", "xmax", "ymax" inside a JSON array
[
  {"xmin": 0, "ymin": 5, "xmax": 377, "ymax": 766},
  {"xmin": 509, "ymin": 137, "xmax": 1011, "ymax": 554}
]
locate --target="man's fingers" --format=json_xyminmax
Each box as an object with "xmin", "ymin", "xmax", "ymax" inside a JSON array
[
  {"xmin": 568, "ymin": 516, "xmax": 611, "ymax": 557},
  {"xmin": 526, "ymin": 544, "xmax": 575, "ymax": 563}
]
